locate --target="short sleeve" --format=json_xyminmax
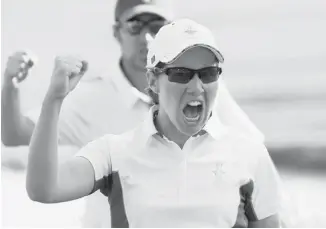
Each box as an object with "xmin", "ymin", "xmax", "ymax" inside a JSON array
[
  {"xmin": 215, "ymin": 79, "xmax": 265, "ymax": 142},
  {"xmin": 251, "ymin": 144, "xmax": 283, "ymax": 220},
  {"xmin": 75, "ymin": 135, "xmax": 112, "ymax": 187},
  {"xmin": 76, "ymin": 135, "xmax": 113, "ymax": 228}
]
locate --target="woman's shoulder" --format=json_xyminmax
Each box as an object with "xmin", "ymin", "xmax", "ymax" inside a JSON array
[{"xmin": 100, "ymin": 125, "xmax": 145, "ymax": 155}]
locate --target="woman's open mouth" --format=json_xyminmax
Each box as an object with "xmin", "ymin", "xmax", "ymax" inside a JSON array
[{"xmin": 182, "ymin": 100, "xmax": 204, "ymax": 123}]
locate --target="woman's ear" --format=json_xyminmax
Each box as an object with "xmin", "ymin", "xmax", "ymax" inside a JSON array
[
  {"xmin": 113, "ymin": 24, "xmax": 121, "ymax": 43},
  {"xmin": 146, "ymin": 70, "xmax": 159, "ymax": 94}
]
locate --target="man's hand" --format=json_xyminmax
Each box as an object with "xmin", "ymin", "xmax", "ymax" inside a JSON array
[
  {"xmin": 47, "ymin": 56, "xmax": 88, "ymax": 100},
  {"xmin": 3, "ymin": 51, "xmax": 34, "ymax": 86}
]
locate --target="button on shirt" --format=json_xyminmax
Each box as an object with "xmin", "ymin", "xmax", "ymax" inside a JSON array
[{"xmin": 76, "ymin": 106, "xmax": 282, "ymax": 228}]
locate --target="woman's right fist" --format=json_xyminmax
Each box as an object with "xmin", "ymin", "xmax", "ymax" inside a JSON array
[{"xmin": 47, "ymin": 56, "xmax": 88, "ymax": 100}]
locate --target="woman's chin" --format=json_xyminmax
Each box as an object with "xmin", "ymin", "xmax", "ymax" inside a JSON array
[
  {"xmin": 179, "ymin": 111, "xmax": 207, "ymax": 135},
  {"xmin": 178, "ymin": 119, "xmax": 206, "ymax": 137}
]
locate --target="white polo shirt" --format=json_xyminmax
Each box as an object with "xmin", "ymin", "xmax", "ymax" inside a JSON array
[
  {"xmin": 25, "ymin": 63, "xmax": 265, "ymax": 227},
  {"xmin": 76, "ymin": 106, "xmax": 281, "ymax": 228}
]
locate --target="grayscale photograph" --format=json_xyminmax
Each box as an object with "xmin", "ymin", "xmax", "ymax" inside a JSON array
[{"xmin": 1, "ymin": 0, "xmax": 326, "ymax": 227}]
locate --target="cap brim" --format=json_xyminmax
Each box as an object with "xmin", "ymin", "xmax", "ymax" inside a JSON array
[
  {"xmin": 120, "ymin": 5, "xmax": 173, "ymax": 22},
  {"xmin": 165, "ymin": 44, "xmax": 224, "ymax": 64}
]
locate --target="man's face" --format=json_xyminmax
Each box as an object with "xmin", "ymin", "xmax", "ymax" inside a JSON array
[{"xmin": 116, "ymin": 13, "xmax": 167, "ymax": 70}]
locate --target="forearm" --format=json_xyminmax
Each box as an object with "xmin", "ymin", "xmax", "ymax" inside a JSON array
[
  {"xmin": 26, "ymin": 93, "xmax": 63, "ymax": 202},
  {"xmin": 1, "ymin": 80, "xmax": 34, "ymax": 146}
]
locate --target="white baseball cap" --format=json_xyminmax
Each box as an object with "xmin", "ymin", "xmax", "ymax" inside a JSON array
[{"xmin": 146, "ymin": 18, "xmax": 224, "ymax": 68}]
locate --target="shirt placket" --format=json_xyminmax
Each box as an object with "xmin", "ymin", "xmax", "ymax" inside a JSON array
[
  {"xmin": 177, "ymin": 138, "xmax": 194, "ymax": 204},
  {"xmin": 158, "ymin": 135, "xmax": 194, "ymax": 205}
]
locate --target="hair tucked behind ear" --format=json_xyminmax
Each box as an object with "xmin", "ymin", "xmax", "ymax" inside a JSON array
[
  {"xmin": 145, "ymin": 68, "xmax": 162, "ymax": 105},
  {"xmin": 145, "ymin": 87, "xmax": 159, "ymax": 105}
]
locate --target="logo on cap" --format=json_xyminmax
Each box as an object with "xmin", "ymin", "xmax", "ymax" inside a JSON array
[{"xmin": 185, "ymin": 26, "xmax": 197, "ymax": 35}]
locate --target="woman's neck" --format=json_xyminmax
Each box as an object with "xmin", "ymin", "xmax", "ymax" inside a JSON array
[
  {"xmin": 121, "ymin": 58, "xmax": 148, "ymax": 94},
  {"xmin": 155, "ymin": 109, "xmax": 190, "ymax": 149}
]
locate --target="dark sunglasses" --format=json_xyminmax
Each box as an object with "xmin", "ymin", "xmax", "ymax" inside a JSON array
[
  {"xmin": 159, "ymin": 66, "xmax": 222, "ymax": 84},
  {"xmin": 119, "ymin": 20, "xmax": 168, "ymax": 35}
]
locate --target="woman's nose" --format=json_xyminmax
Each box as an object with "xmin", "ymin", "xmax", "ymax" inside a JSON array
[{"xmin": 187, "ymin": 74, "xmax": 204, "ymax": 95}]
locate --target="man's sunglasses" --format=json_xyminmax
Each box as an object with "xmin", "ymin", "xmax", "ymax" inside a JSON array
[
  {"xmin": 158, "ymin": 66, "xmax": 222, "ymax": 84},
  {"xmin": 118, "ymin": 20, "xmax": 168, "ymax": 35}
]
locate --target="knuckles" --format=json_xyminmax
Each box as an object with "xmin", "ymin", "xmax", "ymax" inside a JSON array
[{"xmin": 54, "ymin": 56, "xmax": 87, "ymax": 75}]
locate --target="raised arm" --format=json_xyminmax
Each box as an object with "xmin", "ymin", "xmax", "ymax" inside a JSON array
[
  {"xmin": 26, "ymin": 56, "xmax": 96, "ymax": 203},
  {"xmin": 1, "ymin": 51, "xmax": 35, "ymax": 146}
]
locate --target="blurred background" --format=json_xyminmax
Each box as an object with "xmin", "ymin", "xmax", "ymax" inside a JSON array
[{"xmin": 1, "ymin": 0, "xmax": 326, "ymax": 227}]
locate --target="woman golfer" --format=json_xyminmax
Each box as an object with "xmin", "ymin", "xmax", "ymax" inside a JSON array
[{"xmin": 27, "ymin": 19, "xmax": 282, "ymax": 227}]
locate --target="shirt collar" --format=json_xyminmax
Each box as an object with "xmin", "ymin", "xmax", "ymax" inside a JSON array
[
  {"xmin": 111, "ymin": 60, "xmax": 152, "ymax": 108},
  {"xmin": 140, "ymin": 105, "xmax": 228, "ymax": 143}
]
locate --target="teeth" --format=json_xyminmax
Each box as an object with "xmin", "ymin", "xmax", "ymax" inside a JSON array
[
  {"xmin": 187, "ymin": 101, "xmax": 202, "ymax": 106},
  {"xmin": 185, "ymin": 115, "xmax": 200, "ymax": 121}
]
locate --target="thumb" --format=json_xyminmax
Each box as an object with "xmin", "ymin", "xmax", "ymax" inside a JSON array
[
  {"xmin": 68, "ymin": 61, "xmax": 88, "ymax": 91},
  {"xmin": 80, "ymin": 60, "xmax": 88, "ymax": 75}
]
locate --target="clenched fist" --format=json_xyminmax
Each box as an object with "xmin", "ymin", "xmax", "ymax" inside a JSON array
[
  {"xmin": 3, "ymin": 51, "xmax": 35, "ymax": 85},
  {"xmin": 47, "ymin": 56, "xmax": 88, "ymax": 100}
]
